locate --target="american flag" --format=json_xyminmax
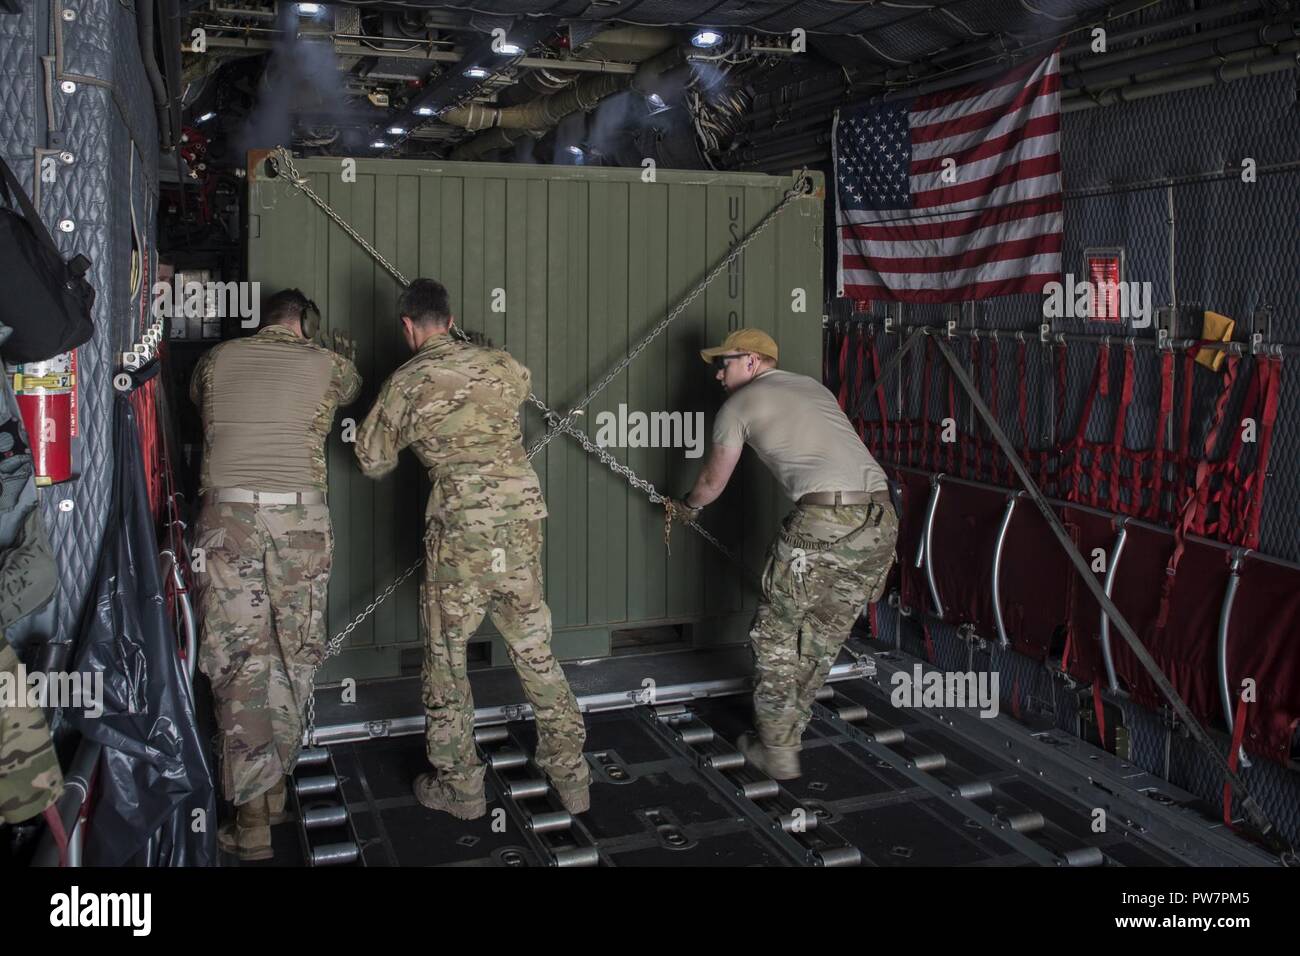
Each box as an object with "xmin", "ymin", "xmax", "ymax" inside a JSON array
[{"xmin": 835, "ymin": 51, "xmax": 1063, "ymax": 302}]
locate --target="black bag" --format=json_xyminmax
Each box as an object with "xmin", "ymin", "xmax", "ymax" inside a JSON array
[{"xmin": 0, "ymin": 155, "xmax": 95, "ymax": 363}]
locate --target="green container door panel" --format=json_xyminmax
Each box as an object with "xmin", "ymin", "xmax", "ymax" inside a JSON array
[
  {"xmin": 461, "ymin": 177, "xmax": 485, "ymax": 338},
  {"xmin": 522, "ymin": 178, "xmax": 549, "ymax": 450},
  {"xmin": 664, "ymin": 182, "xmax": 705, "ymax": 619},
  {"xmin": 543, "ymin": 178, "xmax": 571, "ymax": 626},
  {"xmin": 565, "ymin": 178, "xmax": 591, "ymax": 630},
  {"xmin": 339, "ymin": 174, "xmax": 375, "ymax": 648},
  {"xmin": 417, "ymin": 178, "xmax": 442, "ymax": 288},
  {"xmin": 389, "ymin": 175, "xmax": 424, "ymax": 651},
  {"xmin": 702, "ymin": 185, "xmax": 749, "ymax": 618},
  {"xmin": 736, "ymin": 184, "xmax": 778, "ymax": 607},
  {"xmin": 439, "ymin": 179, "xmax": 463, "ymax": 310},
  {"xmin": 584, "ymin": 180, "xmax": 631, "ymax": 627},
  {"xmin": 483, "ymin": 179, "xmax": 508, "ymax": 349},
  {"xmin": 625, "ymin": 183, "xmax": 670, "ymax": 624},
  {"xmin": 247, "ymin": 158, "xmax": 823, "ymax": 680}
]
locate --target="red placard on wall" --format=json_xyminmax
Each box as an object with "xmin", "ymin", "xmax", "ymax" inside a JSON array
[{"xmin": 1084, "ymin": 248, "xmax": 1123, "ymax": 322}]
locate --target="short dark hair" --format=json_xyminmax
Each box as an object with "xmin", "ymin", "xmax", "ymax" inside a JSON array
[
  {"xmin": 398, "ymin": 278, "xmax": 451, "ymax": 328},
  {"xmin": 265, "ymin": 288, "xmax": 314, "ymax": 326}
]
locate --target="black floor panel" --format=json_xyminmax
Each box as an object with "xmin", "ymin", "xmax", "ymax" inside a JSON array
[
  {"xmin": 584, "ymin": 769, "xmax": 738, "ymax": 840},
  {"xmin": 610, "ymin": 829, "xmax": 788, "ymax": 867},
  {"xmin": 355, "ymin": 801, "xmax": 539, "ymax": 867},
  {"xmin": 830, "ymin": 802, "xmax": 997, "ymax": 866},
  {"xmin": 294, "ymin": 669, "xmax": 1270, "ymax": 867},
  {"xmin": 782, "ymin": 736, "xmax": 918, "ymax": 801}
]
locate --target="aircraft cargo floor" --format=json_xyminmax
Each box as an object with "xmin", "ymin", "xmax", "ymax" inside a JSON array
[{"xmin": 221, "ymin": 641, "xmax": 1277, "ymax": 867}]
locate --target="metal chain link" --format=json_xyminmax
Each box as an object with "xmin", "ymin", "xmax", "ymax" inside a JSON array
[
  {"xmin": 271, "ymin": 146, "xmax": 808, "ymax": 741},
  {"xmin": 534, "ymin": 411, "xmax": 737, "ymax": 560},
  {"xmin": 273, "ymin": 147, "xmax": 413, "ymax": 289},
  {"xmin": 305, "ymin": 556, "xmax": 423, "ymax": 737}
]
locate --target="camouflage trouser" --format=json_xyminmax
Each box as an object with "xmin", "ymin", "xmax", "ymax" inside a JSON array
[
  {"xmin": 751, "ymin": 499, "xmax": 898, "ymax": 750},
  {"xmin": 421, "ymin": 517, "xmax": 588, "ymax": 799},
  {"xmin": 195, "ymin": 500, "xmax": 332, "ymax": 806},
  {"xmin": 0, "ymin": 629, "xmax": 63, "ymax": 824}
]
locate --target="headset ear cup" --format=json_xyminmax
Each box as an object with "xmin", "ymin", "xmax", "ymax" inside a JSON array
[{"xmin": 301, "ymin": 305, "xmax": 320, "ymax": 339}]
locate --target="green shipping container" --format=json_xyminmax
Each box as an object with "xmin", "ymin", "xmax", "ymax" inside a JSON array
[{"xmin": 246, "ymin": 156, "xmax": 825, "ymax": 682}]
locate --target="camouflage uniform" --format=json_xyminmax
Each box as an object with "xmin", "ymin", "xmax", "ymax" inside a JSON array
[
  {"xmin": 193, "ymin": 502, "xmax": 334, "ymax": 804},
  {"xmin": 191, "ymin": 324, "xmax": 360, "ymax": 805},
  {"xmin": 354, "ymin": 334, "xmax": 588, "ymax": 802},
  {"xmin": 751, "ymin": 500, "xmax": 898, "ymax": 750},
  {"xmin": 0, "ymin": 627, "xmax": 63, "ymax": 824}
]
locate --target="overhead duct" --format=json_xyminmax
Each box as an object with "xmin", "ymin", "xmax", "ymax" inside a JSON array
[
  {"xmin": 513, "ymin": 24, "xmax": 677, "ymax": 96},
  {"xmin": 1063, "ymin": 19, "xmax": 1300, "ymax": 88},
  {"xmin": 578, "ymin": 25, "xmax": 677, "ymax": 62},
  {"xmin": 522, "ymin": 67, "xmax": 578, "ymax": 95},
  {"xmin": 450, "ymin": 126, "xmax": 527, "ymax": 160},
  {"xmin": 441, "ymin": 72, "xmax": 629, "ymax": 131},
  {"xmin": 1063, "ymin": 42, "xmax": 1300, "ymax": 112},
  {"xmin": 448, "ymin": 42, "xmax": 688, "ymax": 156}
]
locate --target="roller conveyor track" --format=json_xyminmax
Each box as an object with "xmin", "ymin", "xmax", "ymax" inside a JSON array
[
  {"xmin": 292, "ymin": 746, "xmax": 365, "ymax": 867},
  {"xmin": 808, "ymin": 693, "xmax": 1092, "ymax": 866},
  {"xmin": 640, "ymin": 697, "xmax": 864, "ymax": 866},
  {"xmin": 474, "ymin": 724, "xmax": 607, "ymax": 867},
  {"xmin": 279, "ymin": 652, "xmax": 1277, "ymax": 867}
]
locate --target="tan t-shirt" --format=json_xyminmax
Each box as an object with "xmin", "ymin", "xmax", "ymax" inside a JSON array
[
  {"xmin": 712, "ymin": 369, "xmax": 887, "ymax": 500},
  {"xmin": 190, "ymin": 325, "xmax": 361, "ymax": 493}
]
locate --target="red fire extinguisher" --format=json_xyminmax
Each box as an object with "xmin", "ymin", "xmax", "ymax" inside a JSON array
[{"xmin": 10, "ymin": 350, "xmax": 77, "ymax": 485}]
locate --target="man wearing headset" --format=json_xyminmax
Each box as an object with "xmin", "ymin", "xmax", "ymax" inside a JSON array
[
  {"xmin": 668, "ymin": 329, "xmax": 897, "ymax": 781},
  {"xmin": 190, "ymin": 288, "xmax": 360, "ymax": 860}
]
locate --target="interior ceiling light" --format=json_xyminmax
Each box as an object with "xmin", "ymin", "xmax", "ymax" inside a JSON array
[
  {"xmin": 464, "ymin": 66, "xmax": 489, "ymax": 79},
  {"xmin": 387, "ymin": 126, "xmax": 406, "ymax": 136},
  {"xmin": 371, "ymin": 140, "xmax": 387, "ymax": 148},
  {"xmin": 415, "ymin": 107, "xmax": 435, "ymax": 116},
  {"xmin": 297, "ymin": 3, "xmax": 322, "ymax": 15},
  {"xmin": 498, "ymin": 42, "xmax": 523, "ymax": 55},
  {"xmin": 196, "ymin": 111, "xmax": 216, "ymax": 123},
  {"xmin": 691, "ymin": 30, "xmax": 724, "ymax": 48}
]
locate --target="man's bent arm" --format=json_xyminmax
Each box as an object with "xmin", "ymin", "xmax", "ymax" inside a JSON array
[
  {"xmin": 354, "ymin": 382, "xmax": 405, "ymax": 479},
  {"xmin": 685, "ymin": 443, "xmax": 742, "ymax": 508},
  {"xmin": 335, "ymin": 355, "xmax": 362, "ymax": 406}
]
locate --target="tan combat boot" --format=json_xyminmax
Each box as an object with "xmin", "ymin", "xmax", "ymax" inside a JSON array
[
  {"xmin": 549, "ymin": 778, "xmax": 590, "ymax": 815},
  {"xmin": 266, "ymin": 777, "xmax": 290, "ymax": 826},
  {"xmin": 217, "ymin": 794, "xmax": 274, "ymax": 861},
  {"xmin": 737, "ymin": 733, "xmax": 802, "ymax": 780},
  {"xmin": 413, "ymin": 772, "xmax": 486, "ymax": 820}
]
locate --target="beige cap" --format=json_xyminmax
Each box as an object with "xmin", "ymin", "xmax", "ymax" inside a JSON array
[{"xmin": 699, "ymin": 328, "xmax": 779, "ymax": 364}]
